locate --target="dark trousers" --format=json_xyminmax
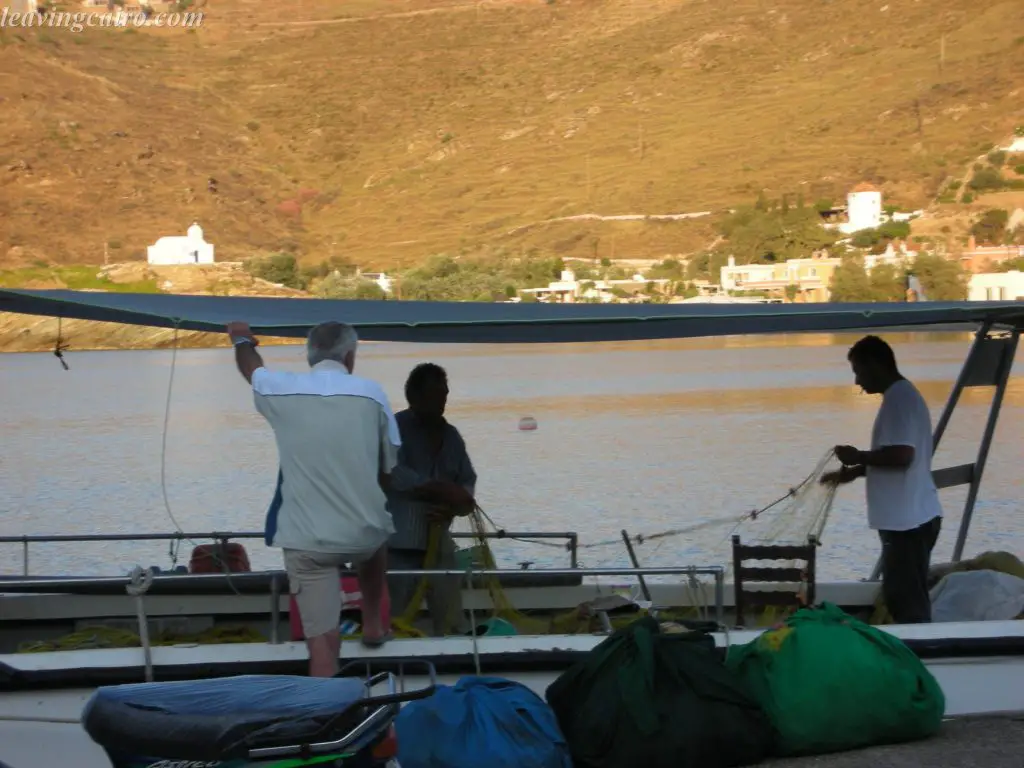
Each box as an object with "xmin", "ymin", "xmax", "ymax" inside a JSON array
[
  {"xmin": 879, "ymin": 516, "xmax": 942, "ymax": 624},
  {"xmin": 388, "ymin": 539, "xmax": 467, "ymax": 637}
]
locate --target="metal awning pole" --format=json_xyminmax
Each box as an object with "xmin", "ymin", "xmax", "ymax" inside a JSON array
[
  {"xmin": 931, "ymin": 323, "xmax": 991, "ymax": 449},
  {"xmin": 951, "ymin": 329, "xmax": 1018, "ymax": 562}
]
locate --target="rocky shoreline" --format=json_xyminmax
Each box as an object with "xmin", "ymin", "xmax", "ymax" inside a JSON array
[{"xmin": 0, "ymin": 314, "xmax": 300, "ymax": 354}]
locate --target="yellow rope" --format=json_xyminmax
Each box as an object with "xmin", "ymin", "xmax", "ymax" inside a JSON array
[
  {"xmin": 387, "ymin": 523, "xmax": 442, "ymax": 639},
  {"xmin": 18, "ymin": 624, "xmax": 265, "ymax": 653}
]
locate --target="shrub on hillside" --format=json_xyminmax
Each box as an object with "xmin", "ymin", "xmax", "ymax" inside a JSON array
[
  {"xmin": 987, "ymin": 150, "xmax": 1007, "ymax": 168},
  {"xmin": 275, "ymin": 199, "xmax": 302, "ymax": 220},
  {"xmin": 971, "ymin": 209, "xmax": 1009, "ymax": 246},
  {"xmin": 245, "ymin": 253, "xmax": 304, "ymax": 289},
  {"xmin": 313, "ymin": 274, "xmax": 386, "ymax": 300},
  {"xmin": 850, "ymin": 220, "xmax": 911, "ymax": 249},
  {"xmin": 969, "ymin": 167, "xmax": 1006, "ymax": 192}
]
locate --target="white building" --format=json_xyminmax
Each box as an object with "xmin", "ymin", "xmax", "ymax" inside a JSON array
[
  {"xmin": 358, "ymin": 272, "xmax": 394, "ymax": 294},
  {"xmin": 862, "ymin": 239, "xmax": 917, "ymax": 271},
  {"xmin": 838, "ymin": 183, "xmax": 883, "ymax": 234},
  {"xmin": 517, "ymin": 269, "xmax": 670, "ymax": 303},
  {"xmin": 1000, "ymin": 137, "xmax": 1024, "ymax": 153},
  {"xmin": 968, "ymin": 271, "xmax": 1024, "ymax": 302},
  {"xmin": 147, "ymin": 222, "xmax": 215, "ymax": 266}
]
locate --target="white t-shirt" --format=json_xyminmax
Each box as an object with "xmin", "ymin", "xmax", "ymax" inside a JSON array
[{"xmin": 865, "ymin": 378, "xmax": 943, "ymax": 531}]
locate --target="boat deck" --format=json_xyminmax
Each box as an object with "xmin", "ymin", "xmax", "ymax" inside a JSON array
[{"xmin": 766, "ymin": 714, "xmax": 1024, "ymax": 768}]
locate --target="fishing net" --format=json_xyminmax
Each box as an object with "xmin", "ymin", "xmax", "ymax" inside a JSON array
[
  {"xmin": 730, "ymin": 449, "xmax": 841, "ymax": 548},
  {"xmin": 389, "ymin": 514, "xmax": 598, "ymax": 638},
  {"xmin": 387, "ymin": 449, "xmax": 843, "ymax": 637}
]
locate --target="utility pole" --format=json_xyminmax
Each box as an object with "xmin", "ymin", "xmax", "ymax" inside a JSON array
[
  {"xmin": 103, "ymin": 241, "xmax": 109, "ymax": 266},
  {"xmin": 586, "ymin": 152, "xmax": 592, "ymax": 202},
  {"xmin": 939, "ymin": 34, "xmax": 945, "ymax": 74},
  {"xmin": 638, "ymin": 120, "xmax": 645, "ymax": 161}
]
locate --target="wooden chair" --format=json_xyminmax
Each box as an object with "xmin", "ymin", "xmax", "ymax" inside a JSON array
[{"xmin": 731, "ymin": 534, "xmax": 818, "ymax": 628}]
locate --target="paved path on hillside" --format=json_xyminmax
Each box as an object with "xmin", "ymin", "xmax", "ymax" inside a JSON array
[
  {"xmin": 505, "ymin": 210, "xmax": 720, "ymax": 236},
  {"xmin": 257, "ymin": 1, "xmax": 518, "ymax": 28}
]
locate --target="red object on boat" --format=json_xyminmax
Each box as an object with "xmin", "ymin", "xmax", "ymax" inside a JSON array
[
  {"xmin": 288, "ymin": 575, "xmax": 392, "ymax": 641},
  {"xmin": 187, "ymin": 542, "xmax": 251, "ymax": 574}
]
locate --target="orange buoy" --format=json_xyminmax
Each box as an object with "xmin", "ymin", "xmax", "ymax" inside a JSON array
[{"xmin": 518, "ymin": 416, "xmax": 538, "ymax": 431}]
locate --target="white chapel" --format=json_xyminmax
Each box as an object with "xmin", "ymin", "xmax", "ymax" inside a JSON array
[{"xmin": 147, "ymin": 222, "xmax": 215, "ymax": 266}]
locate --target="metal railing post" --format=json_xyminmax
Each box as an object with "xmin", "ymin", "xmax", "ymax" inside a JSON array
[
  {"xmin": 714, "ymin": 569, "xmax": 725, "ymax": 627},
  {"xmin": 269, "ymin": 574, "xmax": 281, "ymax": 645}
]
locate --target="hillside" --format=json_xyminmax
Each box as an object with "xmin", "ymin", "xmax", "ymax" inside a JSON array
[{"xmin": 1, "ymin": 0, "xmax": 1023, "ymax": 272}]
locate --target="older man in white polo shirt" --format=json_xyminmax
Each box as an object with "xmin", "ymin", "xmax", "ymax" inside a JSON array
[{"xmin": 226, "ymin": 319, "xmax": 401, "ymax": 677}]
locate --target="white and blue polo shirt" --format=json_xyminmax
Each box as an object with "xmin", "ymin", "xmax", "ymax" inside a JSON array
[{"xmin": 253, "ymin": 360, "xmax": 401, "ymax": 555}]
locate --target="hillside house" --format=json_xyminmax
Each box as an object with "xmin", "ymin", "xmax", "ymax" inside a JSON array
[
  {"xmin": 968, "ymin": 271, "xmax": 1024, "ymax": 301},
  {"xmin": 958, "ymin": 236, "xmax": 1024, "ymax": 273},
  {"xmin": 863, "ymin": 240, "xmax": 918, "ymax": 270},
  {"xmin": 517, "ymin": 269, "xmax": 671, "ymax": 303},
  {"xmin": 719, "ymin": 251, "xmax": 840, "ymax": 302}
]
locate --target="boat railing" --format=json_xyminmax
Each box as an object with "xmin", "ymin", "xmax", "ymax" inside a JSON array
[
  {"xmin": 0, "ymin": 529, "xmax": 581, "ymax": 577},
  {"xmin": 0, "ymin": 565, "xmax": 727, "ymax": 667}
]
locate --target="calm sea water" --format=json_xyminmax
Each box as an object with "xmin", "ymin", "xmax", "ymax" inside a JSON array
[{"xmin": 1, "ymin": 331, "xmax": 1021, "ymax": 581}]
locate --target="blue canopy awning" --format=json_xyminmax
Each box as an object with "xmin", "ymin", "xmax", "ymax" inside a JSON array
[{"xmin": 2, "ymin": 288, "xmax": 1022, "ymax": 343}]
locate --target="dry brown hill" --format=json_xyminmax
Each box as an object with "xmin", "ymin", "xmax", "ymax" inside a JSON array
[{"xmin": 1, "ymin": 0, "xmax": 1023, "ymax": 272}]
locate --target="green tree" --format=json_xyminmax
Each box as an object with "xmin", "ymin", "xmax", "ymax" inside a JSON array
[
  {"xmin": 718, "ymin": 203, "xmax": 837, "ymax": 264},
  {"xmin": 314, "ymin": 274, "xmax": 387, "ymax": 300},
  {"xmin": 850, "ymin": 221, "xmax": 911, "ymax": 250},
  {"xmin": 907, "ymin": 253, "xmax": 969, "ymax": 301},
  {"xmin": 245, "ymin": 253, "xmax": 304, "ymax": 289},
  {"xmin": 646, "ymin": 258, "xmax": 685, "ymax": 279},
  {"xmin": 301, "ymin": 256, "xmax": 357, "ymax": 284},
  {"xmin": 867, "ymin": 263, "xmax": 905, "ymax": 302},
  {"xmin": 997, "ymin": 257, "xmax": 1024, "ymax": 272},
  {"xmin": 828, "ymin": 256, "xmax": 874, "ymax": 302},
  {"xmin": 970, "ymin": 209, "xmax": 1009, "ymax": 245},
  {"xmin": 685, "ymin": 251, "xmax": 732, "ymax": 284}
]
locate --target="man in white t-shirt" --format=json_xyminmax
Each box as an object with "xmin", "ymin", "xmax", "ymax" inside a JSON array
[{"xmin": 822, "ymin": 335, "xmax": 943, "ymax": 624}]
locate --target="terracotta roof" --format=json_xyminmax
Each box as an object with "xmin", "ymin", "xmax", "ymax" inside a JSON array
[{"xmin": 850, "ymin": 182, "xmax": 879, "ymax": 193}]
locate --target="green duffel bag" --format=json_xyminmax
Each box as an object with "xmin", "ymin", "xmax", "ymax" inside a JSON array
[
  {"xmin": 545, "ymin": 617, "xmax": 775, "ymax": 768},
  {"xmin": 726, "ymin": 602, "xmax": 946, "ymax": 757}
]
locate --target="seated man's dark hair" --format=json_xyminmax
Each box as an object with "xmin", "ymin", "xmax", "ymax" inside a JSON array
[{"xmin": 405, "ymin": 362, "xmax": 448, "ymax": 401}]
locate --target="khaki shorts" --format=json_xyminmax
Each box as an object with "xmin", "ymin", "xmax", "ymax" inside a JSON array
[{"xmin": 283, "ymin": 548, "xmax": 376, "ymax": 638}]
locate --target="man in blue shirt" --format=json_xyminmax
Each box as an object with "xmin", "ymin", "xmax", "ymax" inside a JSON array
[{"xmin": 386, "ymin": 363, "xmax": 477, "ymax": 636}]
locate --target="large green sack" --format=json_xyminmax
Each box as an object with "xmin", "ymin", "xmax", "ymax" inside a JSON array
[
  {"xmin": 725, "ymin": 602, "xmax": 945, "ymax": 757},
  {"xmin": 545, "ymin": 617, "xmax": 775, "ymax": 768}
]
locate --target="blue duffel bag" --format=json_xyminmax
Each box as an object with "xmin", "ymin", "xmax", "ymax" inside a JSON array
[{"xmin": 395, "ymin": 676, "xmax": 573, "ymax": 768}]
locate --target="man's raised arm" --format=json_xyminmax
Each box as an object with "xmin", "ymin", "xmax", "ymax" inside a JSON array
[{"xmin": 226, "ymin": 321, "xmax": 264, "ymax": 385}]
